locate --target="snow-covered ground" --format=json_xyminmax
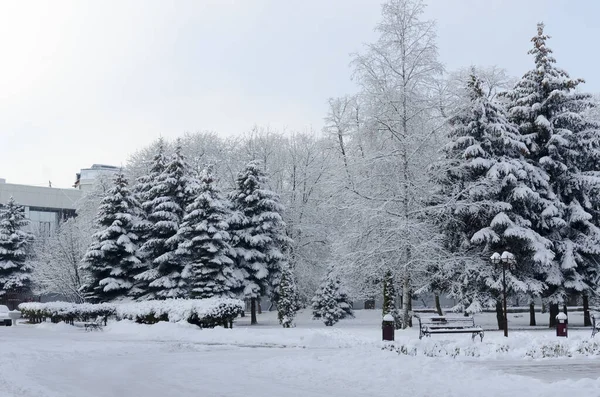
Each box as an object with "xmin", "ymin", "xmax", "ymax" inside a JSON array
[{"xmin": 1, "ymin": 310, "xmax": 598, "ymax": 397}]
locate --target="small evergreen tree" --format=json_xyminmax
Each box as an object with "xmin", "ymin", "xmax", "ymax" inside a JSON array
[
  {"xmin": 176, "ymin": 165, "xmax": 238, "ymax": 299},
  {"xmin": 382, "ymin": 270, "xmax": 402, "ymax": 329},
  {"xmin": 81, "ymin": 172, "xmax": 142, "ymax": 302},
  {"xmin": 277, "ymin": 264, "xmax": 301, "ymax": 328},
  {"xmin": 312, "ymin": 270, "xmax": 354, "ymax": 326},
  {"xmin": 136, "ymin": 142, "xmax": 196, "ymax": 299},
  {"xmin": 228, "ymin": 160, "xmax": 289, "ymax": 324},
  {"xmin": 0, "ymin": 197, "xmax": 33, "ymax": 296}
]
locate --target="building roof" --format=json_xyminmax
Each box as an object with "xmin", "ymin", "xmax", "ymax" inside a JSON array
[{"xmin": 0, "ymin": 182, "xmax": 82, "ymax": 211}]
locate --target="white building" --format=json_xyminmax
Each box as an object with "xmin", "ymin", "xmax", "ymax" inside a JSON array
[
  {"xmin": 0, "ymin": 179, "xmax": 82, "ymax": 236},
  {"xmin": 73, "ymin": 164, "xmax": 120, "ymax": 192}
]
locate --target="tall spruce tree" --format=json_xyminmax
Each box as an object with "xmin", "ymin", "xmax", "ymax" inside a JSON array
[
  {"xmin": 132, "ymin": 138, "xmax": 167, "ymax": 298},
  {"xmin": 503, "ymin": 23, "xmax": 600, "ymax": 322},
  {"xmin": 81, "ymin": 172, "xmax": 142, "ymax": 302},
  {"xmin": 176, "ymin": 166, "xmax": 238, "ymax": 299},
  {"xmin": 228, "ymin": 160, "xmax": 288, "ymax": 324},
  {"xmin": 0, "ymin": 197, "xmax": 33, "ymax": 296},
  {"xmin": 312, "ymin": 269, "xmax": 354, "ymax": 326},
  {"xmin": 432, "ymin": 73, "xmax": 554, "ymax": 319},
  {"xmin": 135, "ymin": 141, "xmax": 197, "ymax": 299}
]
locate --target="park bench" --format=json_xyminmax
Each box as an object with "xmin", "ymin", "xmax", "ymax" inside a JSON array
[
  {"xmin": 592, "ymin": 314, "xmax": 600, "ymax": 338},
  {"xmin": 83, "ymin": 317, "xmax": 104, "ymax": 332},
  {"xmin": 414, "ymin": 314, "xmax": 484, "ymax": 341}
]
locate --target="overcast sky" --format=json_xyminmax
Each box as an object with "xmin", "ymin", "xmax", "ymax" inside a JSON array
[{"xmin": 1, "ymin": 0, "xmax": 598, "ymax": 188}]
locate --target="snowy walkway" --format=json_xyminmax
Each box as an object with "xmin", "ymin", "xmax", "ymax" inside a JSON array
[{"xmin": 0, "ymin": 310, "xmax": 598, "ymax": 397}]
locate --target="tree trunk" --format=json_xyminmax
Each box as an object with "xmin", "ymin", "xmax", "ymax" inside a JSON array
[
  {"xmin": 529, "ymin": 302, "xmax": 536, "ymax": 326},
  {"xmin": 258, "ymin": 299, "xmax": 262, "ymax": 314},
  {"xmin": 583, "ymin": 294, "xmax": 592, "ymax": 327},
  {"xmin": 250, "ymin": 298, "xmax": 257, "ymax": 325},
  {"xmin": 495, "ymin": 300, "xmax": 504, "ymax": 330},
  {"xmin": 541, "ymin": 302, "xmax": 546, "ymax": 313},
  {"xmin": 402, "ymin": 275, "xmax": 410, "ymax": 329},
  {"xmin": 563, "ymin": 303, "xmax": 568, "ymax": 325},
  {"xmin": 434, "ymin": 294, "xmax": 443, "ymax": 316},
  {"xmin": 549, "ymin": 303, "xmax": 559, "ymax": 328},
  {"xmin": 407, "ymin": 291, "xmax": 413, "ymax": 327}
]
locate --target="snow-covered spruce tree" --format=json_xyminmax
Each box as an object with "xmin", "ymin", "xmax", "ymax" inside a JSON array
[
  {"xmin": 277, "ymin": 264, "xmax": 301, "ymax": 328},
  {"xmin": 176, "ymin": 165, "xmax": 238, "ymax": 299},
  {"xmin": 0, "ymin": 197, "xmax": 33, "ymax": 296},
  {"xmin": 382, "ymin": 270, "xmax": 402, "ymax": 329},
  {"xmin": 312, "ymin": 269, "xmax": 354, "ymax": 326},
  {"xmin": 503, "ymin": 23, "xmax": 600, "ymax": 324},
  {"xmin": 135, "ymin": 141, "xmax": 197, "ymax": 299},
  {"xmin": 228, "ymin": 160, "xmax": 289, "ymax": 325},
  {"xmin": 430, "ymin": 73, "xmax": 554, "ymax": 325},
  {"xmin": 80, "ymin": 172, "xmax": 142, "ymax": 303},
  {"xmin": 132, "ymin": 138, "xmax": 167, "ymax": 298}
]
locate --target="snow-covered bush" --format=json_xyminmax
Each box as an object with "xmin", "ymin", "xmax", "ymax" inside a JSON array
[
  {"xmin": 18, "ymin": 302, "xmax": 115, "ymax": 324},
  {"xmin": 116, "ymin": 298, "xmax": 244, "ymax": 328},
  {"xmin": 19, "ymin": 298, "xmax": 244, "ymax": 328}
]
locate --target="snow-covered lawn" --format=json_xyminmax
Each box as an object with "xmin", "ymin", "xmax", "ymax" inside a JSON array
[{"xmin": 1, "ymin": 310, "xmax": 598, "ymax": 397}]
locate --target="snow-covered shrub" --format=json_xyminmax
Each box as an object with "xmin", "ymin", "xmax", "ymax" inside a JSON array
[
  {"xmin": 19, "ymin": 298, "xmax": 244, "ymax": 328},
  {"xmin": 116, "ymin": 298, "xmax": 244, "ymax": 328},
  {"xmin": 575, "ymin": 340, "xmax": 600, "ymax": 355},
  {"xmin": 18, "ymin": 302, "xmax": 115, "ymax": 324},
  {"xmin": 525, "ymin": 342, "xmax": 573, "ymax": 359}
]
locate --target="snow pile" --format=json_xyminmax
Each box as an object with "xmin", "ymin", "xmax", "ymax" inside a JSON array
[
  {"xmin": 104, "ymin": 319, "xmax": 376, "ymax": 348},
  {"xmin": 19, "ymin": 298, "xmax": 244, "ymax": 328}
]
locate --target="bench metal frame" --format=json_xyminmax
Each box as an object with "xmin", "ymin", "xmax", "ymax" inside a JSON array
[
  {"xmin": 592, "ymin": 314, "xmax": 600, "ymax": 338},
  {"xmin": 84, "ymin": 318, "xmax": 104, "ymax": 332},
  {"xmin": 415, "ymin": 314, "xmax": 484, "ymax": 341}
]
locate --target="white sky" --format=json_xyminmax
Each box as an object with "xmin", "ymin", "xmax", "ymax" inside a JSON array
[{"xmin": 1, "ymin": 0, "xmax": 598, "ymax": 188}]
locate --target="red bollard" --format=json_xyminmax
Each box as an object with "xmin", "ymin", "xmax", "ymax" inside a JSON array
[
  {"xmin": 382, "ymin": 314, "xmax": 395, "ymax": 341},
  {"xmin": 556, "ymin": 312, "xmax": 567, "ymax": 338}
]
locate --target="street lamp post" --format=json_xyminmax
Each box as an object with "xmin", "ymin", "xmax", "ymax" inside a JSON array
[{"xmin": 490, "ymin": 251, "xmax": 515, "ymax": 337}]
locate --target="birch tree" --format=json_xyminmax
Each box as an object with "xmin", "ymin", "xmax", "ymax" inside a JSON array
[{"xmin": 338, "ymin": 0, "xmax": 445, "ymax": 327}]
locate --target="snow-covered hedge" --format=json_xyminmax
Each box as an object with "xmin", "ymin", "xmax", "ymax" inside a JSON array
[
  {"xmin": 382, "ymin": 337, "xmax": 600, "ymax": 359},
  {"xmin": 18, "ymin": 302, "xmax": 114, "ymax": 324},
  {"xmin": 19, "ymin": 298, "xmax": 244, "ymax": 328},
  {"xmin": 115, "ymin": 298, "xmax": 244, "ymax": 328}
]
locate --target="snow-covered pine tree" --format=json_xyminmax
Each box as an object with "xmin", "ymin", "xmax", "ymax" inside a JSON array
[
  {"xmin": 431, "ymin": 73, "xmax": 554, "ymax": 321},
  {"xmin": 503, "ymin": 23, "xmax": 600, "ymax": 322},
  {"xmin": 277, "ymin": 264, "xmax": 301, "ymax": 328},
  {"xmin": 382, "ymin": 270, "xmax": 401, "ymax": 329},
  {"xmin": 132, "ymin": 138, "xmax": 167, "ymax": 298},
  {"xmin": 228, "ymin": 160, "xmax": 289, "ymax": 325},
  {"xmin": 312, "ymin": 269, "xmax": 354, "ymax": 326},
  {"xmin": 0, "ymin": 197, "xmax": 33, "ymax": 297},
  {"xmin": 80, "ymin": 172, "xmax": 142, "ymax": 303},
  {"xmin": 136, "ymin": 141, "xmax": 197, "ymax": 299},
  {"xmin": 176, "ymin": 165, "xmax": 238, "ymax": 299}
]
